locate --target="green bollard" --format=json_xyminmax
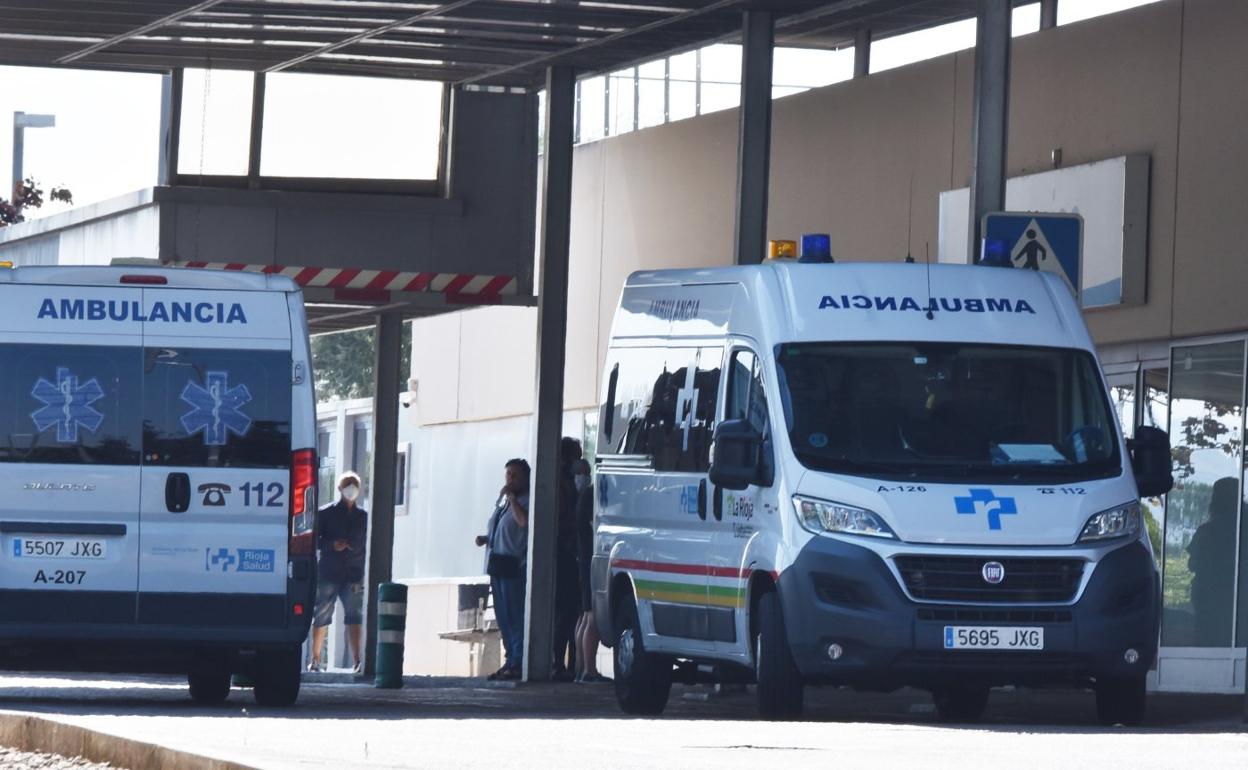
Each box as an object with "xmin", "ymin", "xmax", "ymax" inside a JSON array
[{"xmin": 374, "ymin": 582, "xmax": 408, "ymax": 689}]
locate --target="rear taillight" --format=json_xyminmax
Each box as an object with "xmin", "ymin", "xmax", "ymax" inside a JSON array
[{"xmin": 290, "ymin": 448, "xmax": 316, "ymax": 555}]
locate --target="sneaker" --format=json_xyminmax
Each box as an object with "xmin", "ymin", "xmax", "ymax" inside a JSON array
[
  {"xmin": 486, "ymin": 666, "xmax": 511, "ymax": 681},
  {"xmin": 494, "ymin": 667, "xmax": 521, "ymax": 681}
]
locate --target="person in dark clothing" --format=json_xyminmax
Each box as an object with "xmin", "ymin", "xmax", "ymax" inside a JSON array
[
  {"xmin": 309, "ymin": 471, "xmax": 368, "ymax": 672},
  {"xmin": 1188, "ymin": 476, "xmax": 1238, "ymax": 645},
  {"xmin": 573, "ymin": 461, "xmax": 607, "ymax": 682},
  {"xmin": 552, "ymin": 437, "xmax": 584, "ymax": 681}
]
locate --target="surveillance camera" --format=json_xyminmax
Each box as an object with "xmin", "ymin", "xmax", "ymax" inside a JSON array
[{"xmin": 400, "ymin": 391, "xmax": 414, "ymax": 408}]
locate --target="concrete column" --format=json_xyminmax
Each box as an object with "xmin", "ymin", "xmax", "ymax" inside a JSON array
[
  {"xmin": 854, "ymin": 28, "xmax": 872, "ymax": 78},
  {"xmin": 362, "ymin": 312, "xmax": 403, "ymax": 677},
  {"xmin": 157, "ymin": 70, "xmax": 182, "ymax": 186},
  {"xmin": 524, "ymin": 65, "xmax": 575, "ymax": 683},
  {"xmin": 733, "ymin": 10, "xmax": 774, "ymax": 265},
  {"xmin": 968, "ymin": 0, "xmax": 1012, "ymax": 261},
  {"xmin": 1039, "ymin": 0, "xmax": 1058, "ymax": 30}
]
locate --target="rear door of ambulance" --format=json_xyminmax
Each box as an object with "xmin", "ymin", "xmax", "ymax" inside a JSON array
[
  {"xmin": 136, "ymin": 287, "xmax": 294, "ymax": 631},
  {"xmin": 0, "ymin": 283, "xmax": 144, "ymax": 628}
]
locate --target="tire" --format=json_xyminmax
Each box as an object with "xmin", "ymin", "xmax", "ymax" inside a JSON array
[
  {"xmin": 754, "ymin": 591, "xmax": 804, "ymax": 720},
  {"xmin": 613, "ymin": 594, "xmax": 673, "ymax": 715},
  {"xmin": 1094, "ymin": 675, "xmax": 1146, "ymax": 726},
  {"xmin": 932, "ymin": 685, "xmax": 990, "ymax": 723},
  {"xmin": 187, "ymin": 671, "xmax": 231, "ymax": 705},
  {"xmin": 253, "ymin": 646, "xmax": 301, "ymax": 708}
]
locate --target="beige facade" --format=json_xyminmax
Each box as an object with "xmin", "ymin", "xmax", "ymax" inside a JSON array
[{"xmin": 411, "ymin": 0, "xmax": 1248, "ymax": 424}]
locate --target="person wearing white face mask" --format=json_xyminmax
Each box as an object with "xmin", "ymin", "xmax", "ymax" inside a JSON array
[{"xmin": 308, "ymin": 471, "xmax": 368, "ymax": 672}]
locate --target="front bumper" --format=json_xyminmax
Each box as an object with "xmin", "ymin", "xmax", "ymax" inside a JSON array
[{"xmin": 777, "ymin": 534, "xmax": 1159, "ymax": 689}]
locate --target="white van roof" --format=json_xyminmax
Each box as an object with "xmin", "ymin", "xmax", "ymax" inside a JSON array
[
  {"xmin": 0, "ymin": 265, "xmax": 299, "ymax": 293},
  {"xmin": 619, "ymin": 262, "xmax": 1091, "ymax": 351}
]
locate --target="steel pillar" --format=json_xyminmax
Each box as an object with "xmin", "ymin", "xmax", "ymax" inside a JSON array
[
  {"xmin": 10, "ymin": 115, "xmax": 22, "ymax": 199},
  {"xmin": 247, "ymin": 72, "xmax": 266, "ymax": 187},
  {"xmin": 854, "ymin": 28, "xmax": 872, "ymax": 78},
  {"xmin": 524, "ymin": 65, "xmax": 575, "ymax": 683},
  {"xmin": 158, "ymin": 70, "xmax": 183, "ymax": 186},
  {"xmin": 733, "ymin": 10, "xmax": 774, "ymax": 265},
  {"xmin": 968, "ymin": 0, "xmax": 1012, "ymax": 261},
  {"xmin": 362, "ymin": 311, "xmax": 403, "ymax": 677},
  {"xmin": 1039, "ymin": 0, "xmax": 1058, "ymax": 30}
]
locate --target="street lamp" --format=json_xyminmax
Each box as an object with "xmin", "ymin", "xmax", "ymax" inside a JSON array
[{"xmin": 11, "ymin": 111, "xmax": 56, "ymax": 199}]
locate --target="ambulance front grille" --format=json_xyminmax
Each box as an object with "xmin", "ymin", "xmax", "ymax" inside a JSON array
[{"xmin": 894, "ymin": 555, "xmax": 1084, "ymax": 604}]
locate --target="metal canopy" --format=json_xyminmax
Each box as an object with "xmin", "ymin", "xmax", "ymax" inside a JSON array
[{"xmin": 1, "ymin": 0, "xmax": 1031, "ymax": 87}]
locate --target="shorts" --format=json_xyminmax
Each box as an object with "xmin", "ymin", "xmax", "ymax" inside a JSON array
[{"xmin": 313, "ymin": 579, "xmax": 364, "ymax": 627}]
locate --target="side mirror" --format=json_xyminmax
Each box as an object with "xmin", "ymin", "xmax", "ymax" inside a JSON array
[
  {"xmin": 709, "ymin": 419, "xmax": 763, "ymax": 491},
  {"xmin": 1129, "ymin": 425, "xmax": 1174, "ymax": 498}
]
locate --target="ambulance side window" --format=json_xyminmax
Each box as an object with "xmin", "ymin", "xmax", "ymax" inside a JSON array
[
  {"xmin": 142, "ymin": 347, "xmax": 292, "ymax": 469},
  {"xmin": 726, "ymin": 350, "xmax": 769, "ymax": 437},
  {"xmin": 599, "ymin": 347, "xmax": 668, "ymax": 458},
  {"xmin": 0, "ymin": 344, "xmax": 142, "ymax": 465}
]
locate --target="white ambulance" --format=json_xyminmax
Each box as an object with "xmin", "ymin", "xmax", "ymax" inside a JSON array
[
  {"xmin": 592, "ymin": 258, "xmax": 1171, "ymax": 725},
  {"xmin": 0, "ymin": 265, "xmax": 317, "ymax": 706}
]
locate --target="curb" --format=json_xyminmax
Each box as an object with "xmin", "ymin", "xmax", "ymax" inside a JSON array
[{"xmin": 0, "ymin": 713, "xmax": 256, "ymax": 770}]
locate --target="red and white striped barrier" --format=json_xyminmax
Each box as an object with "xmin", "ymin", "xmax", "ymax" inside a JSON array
[{"xmin": 165, "ymin": 261, "xmax": 519, "ymax": 300}]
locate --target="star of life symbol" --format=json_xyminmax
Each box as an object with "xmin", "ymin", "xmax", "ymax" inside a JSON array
[
  {"xmin": 180, "ymin": 371, "xmax": 252, "ymax": 446},
  {"xmin": 954, "ymin": 488, "xmax": 1018, "ymax": 531},
  {"xmin": 31, "ymin": 367, "xmax": 105, "ymax": 443},
  {"xmin": 207, "ymin": 547, "xmax": 237, "ymax": 572}
]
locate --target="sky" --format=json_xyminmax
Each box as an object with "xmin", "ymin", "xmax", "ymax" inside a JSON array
[{"xmin": 0, "ymin": 0, "xmax": 1162, "ymax": 220}]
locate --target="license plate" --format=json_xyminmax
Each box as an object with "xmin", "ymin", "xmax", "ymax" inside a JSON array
[
  {"xmin": 944, "ymin": 626, "xmax": 1044, "ymax": 650},
  {"xmin": 11, "ymin": 537, "xmax": 107, "ymax": 560}
]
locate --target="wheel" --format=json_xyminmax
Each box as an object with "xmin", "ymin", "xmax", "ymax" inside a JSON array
[
  {"xmin": 187, "ymin": 671, "xmax": 231, "ymax": 704},
  {"xmin": 253, "ymin": 646, "xmax": 301, "ymax": 707},
  {"xmin": 932, "ymin": 685, "xmax": 990, "ymax": 723},
  {"xmin": 1094, "ymin": 675, "xmax": 1146, "ymax": 726},
  {"xmin": 612, "ymin": 594, "xmax": 673, "ymax": 715},
  {"xmin": 754, "ymin": 591, "xmax": 804, "ymax": 720}
]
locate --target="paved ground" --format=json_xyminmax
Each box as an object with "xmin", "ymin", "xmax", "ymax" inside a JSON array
[{"xmin": 0, "ymin": 673, "xmax": 1245, "ymax": 770}]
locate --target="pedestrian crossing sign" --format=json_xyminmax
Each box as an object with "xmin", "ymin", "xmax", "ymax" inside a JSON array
[{"xmin": 981, "ymin": 212, "xmax": 1083, "ymax": 298}]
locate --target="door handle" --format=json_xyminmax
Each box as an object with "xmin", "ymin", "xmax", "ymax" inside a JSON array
[
  {"xmin": 165, "ymin": 472, "xmax": 191, "ymax": 513},
  {"xmin": 697, "ymin": 479, "xmax": 707, "ymax": 521},
  {"xmin": 712, "ymin": 484, "xmax": 723, "ymax": 521}
]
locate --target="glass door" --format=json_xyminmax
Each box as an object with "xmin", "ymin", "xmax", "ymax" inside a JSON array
[{"xmin": 1162, "ymin": 341, "xmax": 1244, "ymax": 648}]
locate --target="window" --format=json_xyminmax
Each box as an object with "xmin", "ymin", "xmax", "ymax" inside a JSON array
[
  {"xmin": 776, "ymin": 343, "xmax": 1120, "ymax": 482},
  {"xmin": 143, "ymin": 348, "xmax": 291, "ymax": 469},
  {"xmin": 261, "ymin": 73, "xmax": 443, "ymax": 179},
  {"xmin": 350, "ymin": 416, "xmax": 373, "ymax": 502},
  {"xmin": 727, "ymin": 349, "xmax": 769, "ymax": 437},
  {"xmin": 178, "ymin": 68, "xmax": 254, "ymax": 177},
  {"xmin": 1162, "ymin": 342, "xmax": 1244, "ymax": 648},
  {"xmin": 608, "ymin": 68, "xmax": 636, "ymax": 135},
  {"xmin": 395, "ymin": 445, "xmax": 409, "ymax": 512},
  {"xmin": 598, "ymin": 347, "xmax": 719, "ymax": 472},
  {"xmin": 637, "ymin": 60, "xmax": 667, "ymax": 129},
  {"xmin": 0, "ymin": 344, "xmax": 142, "ymax": 465},
  {"xmin": 577, "ymin": 76, "xmax": 606, "ymax": 144},
  {"xmin": 317, "ymin": 423, "xmax": 336, "ymax": 505}
]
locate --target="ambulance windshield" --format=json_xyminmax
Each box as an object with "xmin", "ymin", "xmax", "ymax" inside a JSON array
[{"xmin": 775, "ymin": 342, "xmax": 1121, "ymax": 482}]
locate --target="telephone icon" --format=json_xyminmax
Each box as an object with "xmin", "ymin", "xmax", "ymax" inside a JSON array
[{"xmin": 198, "ymin": 483, "xmax": 232, "ymax": 507}]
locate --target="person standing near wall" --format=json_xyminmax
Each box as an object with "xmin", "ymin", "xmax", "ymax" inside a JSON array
[
  {"xmin": 309, "ymin": 472, "xmax": 368, "ymax": 672},
  {"xmin": 552, "ymin": 437, "xmax": 584, "ymax": 681},
  {"xmin": 573, "ymin": 459, "xmax": 608, "ymax": 683},
  {"xmin": 476, "ymin": 458, "xmax": 531, "ymax": 680}
]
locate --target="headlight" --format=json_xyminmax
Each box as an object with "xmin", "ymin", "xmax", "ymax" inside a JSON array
[
  {"xmin": 1078, "ymin": 503, "xmax": 1142, "ymax": 543},
  {"xmin": 794, "ymin": 496, "xmax": 896, "ymax": 539}
]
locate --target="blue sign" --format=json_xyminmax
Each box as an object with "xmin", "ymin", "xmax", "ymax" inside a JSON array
[
  {"xmin": 954, "ymin": 488, "xmax": 1018, "ymax": 531},
  {"xmin": 981, "ymin": 213, "xmax": 1083, "ymax": 296},
  {"xmin": 31, "ymin": 367, "xmax": 105, "ymax": 443},
  {"xmin": 180, "ymin": 371, "xmax": 253, "ymax": 446},
  {"xmin": 205, "ymin": 547, "xmax": 275, "ymax": 573}
]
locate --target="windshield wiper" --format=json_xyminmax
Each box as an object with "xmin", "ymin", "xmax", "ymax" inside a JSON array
[{"xmin": 794, "ymin": 452, "xmax": 919, "ymax": 477}]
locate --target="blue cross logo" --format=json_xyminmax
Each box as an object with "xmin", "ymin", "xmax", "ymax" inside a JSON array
[
  {"xmin": 180, "ymin": 371, "xmax": 252, "ymax": 446},
  {"xmin": 207, "ymin": 547, "xmax": 237, "ymax": 572},
  {"xmin": 31, "ymin": 367, "xmax": 105, "ymax": 443},
  {"xmin": 954, "ymin": 488, "xmax": 1018, "ymax": 531}
]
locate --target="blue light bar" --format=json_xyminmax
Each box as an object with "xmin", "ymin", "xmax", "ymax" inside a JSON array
[
  {"xmin": 799, "ymin": 233, "xmax": 832, "ymax": 263},
  {"xmin": 979, "ymin": 238, "xmax": 1011, "ymax": 267}
]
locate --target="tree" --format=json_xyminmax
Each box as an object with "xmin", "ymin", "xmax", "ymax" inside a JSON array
[
  {"xmin": 0, "ymin": 178, "xmax": 72, "ymax": 226},
  {"xmin": 311, "ymin": 324, "xmax": 412, "ymax": 402}
]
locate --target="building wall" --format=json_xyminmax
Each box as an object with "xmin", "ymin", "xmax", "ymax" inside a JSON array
[{"xmin": 410, "ymin": 0, "xmax": 1248, "ymax": 432}]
